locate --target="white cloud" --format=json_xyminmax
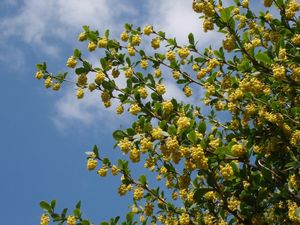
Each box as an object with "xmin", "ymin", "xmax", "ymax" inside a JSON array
[
  {"xmin": 146, "ymin": 0, "xmax": 222, "ymax": 47},
  {"xmin": 1, "ymin": 0, "xmax": 224, "ymax": 130}
]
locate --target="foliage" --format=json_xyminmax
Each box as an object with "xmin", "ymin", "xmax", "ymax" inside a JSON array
[{"xmin": 36, "ymin": 0, "xmax": 300, "ymax": 224}]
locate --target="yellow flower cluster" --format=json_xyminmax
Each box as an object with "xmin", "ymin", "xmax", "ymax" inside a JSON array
[
  {"xmin": 125, "ymin": 67, "xmax": 133, "ymax": 78},
  {"xmin": 97, "ymin": 37, "xmax": 108, "ymax": 48},
  {"xmin": 76, "ymin": 88, "xmax": 84, "ymax": 99},
  {"xmin": 127, "ymin": 45, "xmax": 135, "ymax": 56},
  {"xmin": 40, "ymin": 214, "xmax": 50, "ymax": 225},
  {"xmin": 151, "ymin": 38, "xmax": 161, "ymax": 49},
  {"xmin": 116, "ymin": 104, "xmax": 124, "ymax": 114},
  {"xmin": 166, "ymin": 136, "xmax": 179, "ymax": 152},
  {"xmin": 166, "ymin": 51, "xmax": 176, "ymax": 61},
  {"xmin": 156, "ymin": 84, "xmax": 166, "ymax": 95},
  {"xmin": 172, "ymin": 70, "xmax": 180, "ymax": 79},
  {"xmin": 288, "ymin": 201, "xmax": 300, "ymax": 222},
  {"xmin": 264, "ymin": 0, "xmax": 273, "ymax": 7},
  {"xmin": 292, "ymin": 34, "xmax": 300, "ymax": 45},
  {"xmin": 111, "ymin": 165, "xmax": 119, "ymax": 175},
  {"xmin": 272, "ymin": 64, "xmax": 286, "ymax": 80},
  {"xmin": 204, "ymin": 191, "xmax": 217, "ymax": 202},
  {"xmin": 143, "ymin": 25, "xmax": 153, "ymax": 35},
  {"xmin": 66, "ymin": 56, "xmax": 77, "ymax": 68},
  {"xmin": 137, "ymin": 87, "xmax": 148, "ymax": 99},
  {"xmin": 183, "ymin": 86, "xmax": 192, "ymax": 97},
  {"xmin": 285, "ymin": 0, "xmax": 300, "ymax": 19},
  {"xmin": 130, "ymin": 147, "xmax": 140, "ymax": 162},
  {"xmin": 190, "ymin": 145, "xmax": 208, "ymax": 169},
  {"xmin": 140, "ymin": 59, "xmax": 148, "ymax": 69},
  {"xmin": 87, "ymin": 158, "xmax": 97, "ymax": 170},
  {"xmin": 129, "ymin": 103, "xmax": 141, "ymax": 115},
  {"xmin": 133, "ymin": 187, "xmax": 144, "ymax": 200},
  {"xmin": 140, "ymin": 137, "xmax": 152, "ymax": 152},
  {"xmin": 288, "ymin": 174, "xmax": 298, "ymax": 190},
  {"xmin": 87, "ymin": 41, "xmax": 97, "ymax": 52},
  {"xmin": 77, "ymin": 74, "xmax": 87, "ymax": 86},
  {"xmin": 290, "ymin": 130, "xmax": 300, "ymax": 146},
  {"xmin": 118, "ymin": 137, "xmax": 132, "ymax": 154},
  {"xmin": 78, "ymin": 32, "xmax": 87, "ymax": 41},
  {"xmin": 67, "ymin": 215, "xmax": 77, "ymax": 225},
  {"xmin": 154, "ymin": 68, "xmax": 162, "ymax": 78},
  {"xmin": 177, "ymin": 47, "xmax": 190, "ymax": 59},
  {"xmin": 231, "ymin": 144, "xmax": 245, "ymax": 157},
  {"xmin": 162, "ymin": 100, "xmax": 173, "ymax": 114},
  {"xmin": 120, "ymin": 31, "xmax": 129, "ymax": 42},
  {"xmin": 97, "ymin": 167, "xmax": 108, "ymax": 176},
  {"xmin": 220, "ymin": 164, "xmax": 234, "ymax": 179},
  {"xmin": 179, "ymin": 213, "xmax": 190, "ymax": 225},
  {"xmin": 228, "ymin": 197, "xmax": 240, "ymax": 211},
  {"xmin": 177, "ymin": 116, "xmax": 191, "ymax": 133},
  {"xmin": 223, "ymin": 36, "xmax": 235, "ymax": 52},
  {"xmin": 132, "ymin": 34, "xmax": 141, "ymax": 46},
  {"xmin": 151, "ymin": 127, "xmax": 164, "ymax": 140}
]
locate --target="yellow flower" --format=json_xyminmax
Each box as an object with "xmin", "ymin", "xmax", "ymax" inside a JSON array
[
  {"xmin": 154, "ymin": 68, "xmax": 162, "ymax": 78},
  {"xmin": 52, "ymin": 83, "xmax": 61, "ymax": 91},
  {"xmin": 264, "ymin": 0, "xmax": 272, "ymax": 7},
  {"xmin": 76, "ymin": 88, "xmax": 84, "ymax": 99},
  {"xmin": 172, "ymin": 70, "xmax": 180, "ymax": 79},
  {"xmin": 87, "ymin": 158, "xmax": 97, "ymax": 170},
  {"xmin": 156, "ymin": 84, "xmax": 166, "ymax": 95},
  {"xmin": 162, "ymin": 100, "xmax": 173, "ymax": 114},
  {"xmin": 40, "ymin": 214, "xmax": 50, "ymax": 225},
  {"xmin": 203, "ymin": 18, "xmax": 214, "ymax": 32},
  {"xmin": 125, "ymin": 67, "xmax": 133, "ymax": 78},
  {"xmin": 130, "ymin": 147, "xmax": 140, "ymax": 162},
  {"xmin": 232, "ymin": 144, "xmax": 245, "ymax": 157},
  {"xmin": 220, "ymin": 164, "xmax": 234, "ymax": 180},
  {"xmin": 177, "ymin": 116, "xmax": 191, "ymax": 132},
  {"xmin": 66, "ymin": 56, "xmax": 77, "ymax": 68},
  {"xmin": 78, "ymin": 32, "xmax": 87, "ymax": 41},
  {"xmin": 88, "ymin": 83, "xmax": 97, "ymax": 92},
  {"xmin": 120, "ymin": 31, "xmax": 129, "ymax": 42},
  {"xmin": 264, "ymin": 13, "xmax": 273, "ymax": 21},
  {"xmin": 140, "ymin": 137, "xmax": 152, "ymax": 152},
  {"xmin": 183, "ymin": 86, "xmax": 192, "ymax": 97},
  {"xmin": 140, "ymin": 59, "xmax": 148, "ymax": 69},
  {"xmin": 292, "ymin": 34, "xmax": 300, "ymax": 45},
  {"xmin": 151, "ymin": 38, "xmax": 160, "ymax": 49},
  {"xmin": 97, "ymin": 37, "xmax": 108, "ymax": 48},
  {"xmin": 127, "ymin": 45, "xmax": 135, "ymax": 56},
  {"xmin": 272, "ymin": 64, "xmax": 286, "ymax": 80},
  {"xmin": 97, "ymin": 167, "xmax": 108, "ymax": 177},
  {"xmin": 129, "ymin": 103, "xmax": 141, "ymax": 115},
  {"xmin": 241, "ymin": 0, "xmax": 248, "ymax": 8},
  {"xmin": 111, "ymin": 165, "xmax": 120, "ymax": 175},
  {"xmin": 151, "ymin": 127, "xmax": 164, "ymax": 140},
  {"xmin": 118, "ymin": 184, "xmax": 128, "ymax": 196},
  {"xmin": 118, "ymin": 138, "xmax": 132, "ymax": 154},
  {"xmin": 143, "ymin": 25, "xmax": 153, "ymax": 35},
  {"xmin": 35, "ymin": 70, "xmax": 43, "ymax": 79},
  {"xmin": 179, "ymin": 213, "xmax": 190, "ymax": 225},
  {"xmin": 228, "ymin": 197, "xmax": 240, "ymax": 211},
  {"xmin": 67, "ymin": 215, "xmax": 76, "ymax": 225},
  {"xmin": 132, "ymin": 34, "xmax": 141, "ymax": 46},
  {"xmin": 87, "ymin": 41, "xmax": 97, "ymax": 52},
  {"xmin": 165, "ymin": 51, "xmax": 176, "ymax": 61},
  {"xmin": 77, "ymin": 74, "xmax": 87, "ymax": 86},
  {"xmin": 177, "ymin": 47, "xmax": 190, "ymax": 59},
  {"xmin": 116, "ymin": 104, "xmax": 124, "ymax": 115},
  {"xmin": 44, "ymin": 77, "xmax": 52, "ymax": 88},
  {"xmin": 133, "ymin": 187, "xmax": 144, "ymax": 200}
]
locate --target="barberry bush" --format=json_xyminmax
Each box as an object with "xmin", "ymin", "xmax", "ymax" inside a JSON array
[{"xmin": 37, "ymin": 0, "xmax": 300, "ymax": 224}]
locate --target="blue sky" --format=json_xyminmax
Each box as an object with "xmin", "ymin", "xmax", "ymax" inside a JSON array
[{"xmin": 0, "ymin": 1, "xmax": 223, "ymax": 224}]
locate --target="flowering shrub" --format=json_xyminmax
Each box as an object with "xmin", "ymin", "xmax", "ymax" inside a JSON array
[{"xmin": 37, "ymin": 0, "xmax": 300, "ymax": 224}]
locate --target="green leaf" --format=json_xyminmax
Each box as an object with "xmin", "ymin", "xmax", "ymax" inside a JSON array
[
  {"xmin": 100, "ymin": 222, "xmax": 109, "ymax": 225},
  {"xmin": 198, "ymin": 121, "xmax": 206, "ymax": 134},
  {"xmin": 138, "ymin": 175, "xmax": 147, "ymax": 185},
  {"xmin": 73, "ymin": 208, "xmax": 81, "ymax": 217},
  {"xmin": 40, "ymin": 201, "xmax": 52, "ymax": 212},
  {"xmin": 167, "ymin": 125, "xmax": 176, "ymax": 136},
  {"xmin": 73, "ymin": 49, "xmax": 81, "ymax": 58},
  {"xmin": 254, "ymin": 52, "xmax": 271, "ymax": 64},
  {"xmin": 51, "ymin": 200, "xmax": 56, "ymax": 209},
  {"xmin": 188, "ymin": 33, "xmax": 195, "ymax": 45},
  {"xmin": 220, "ymin": 7, "xmax": 232, "ymax": 23},
  {"xmin": 76, "ymin": 201, "xmax": 81, "ymax": 209},
  {"xmin": 82, "ymin": 25, "xmax": 89, "ymax": 32},
  {"xmin": 93, "ymin": 145, "xmax": 99, "ymax": 158},
  {"xmin": 104, "ymin": 29, "xmax": 110, "ymax": 38},
  {"xmin": 113, "ymin": 130, "xmax": 126, "ymax": 141},
  {"xmin": 75, "ymin": 67, "xmax": 88, "ymax": 75},
  {"xmin": 100, "ymin": 58, "xmax": 108, "ymax": 71},
  {"xmin": 187, "ymin": 130, "xmax": 197, "ymax": 144},
  {"xmin": 81, "ymin": 220, "xmax": 90, "ymax": 225}
]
